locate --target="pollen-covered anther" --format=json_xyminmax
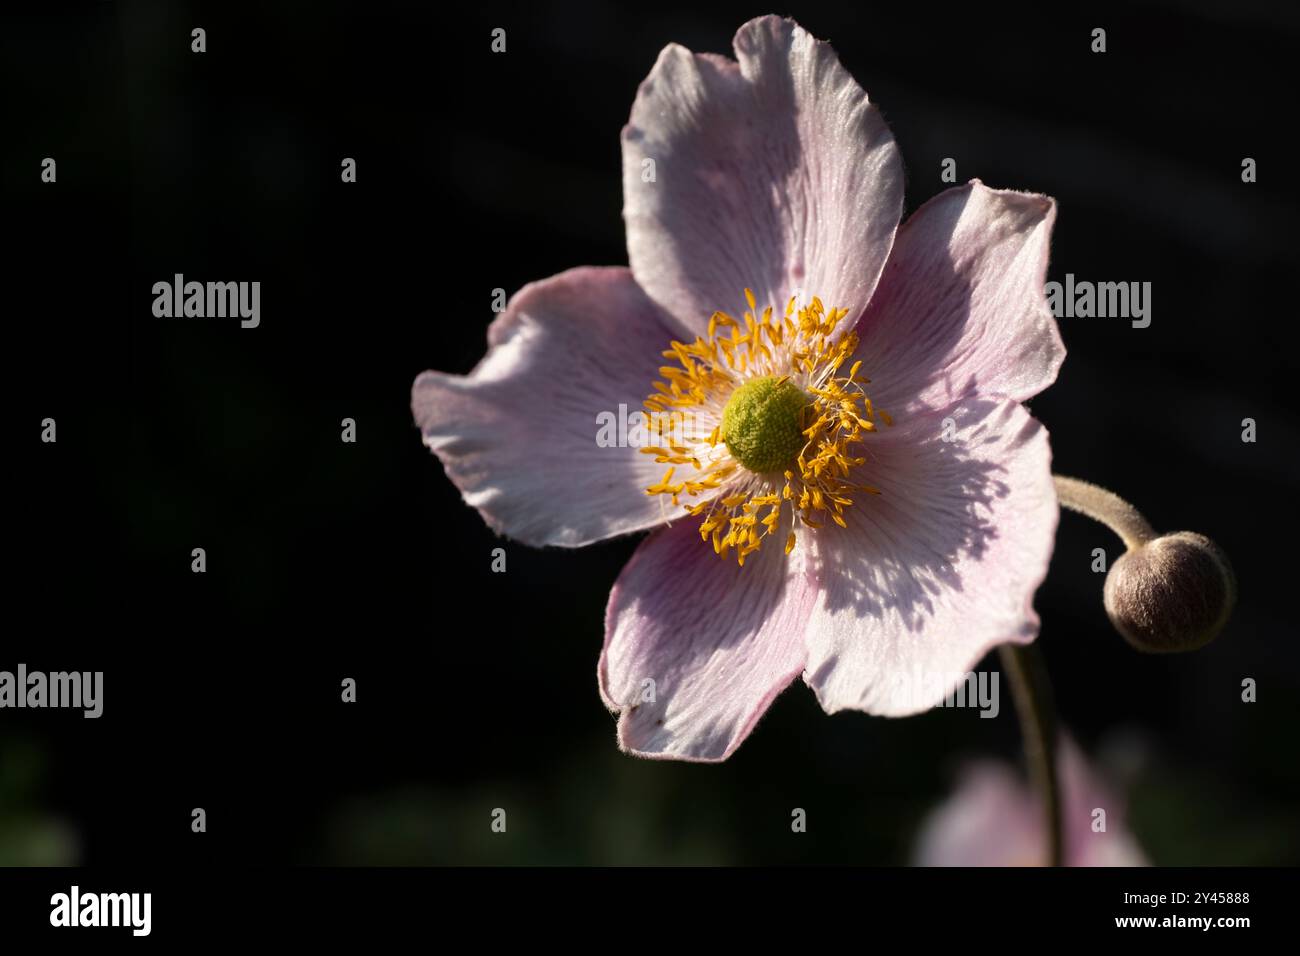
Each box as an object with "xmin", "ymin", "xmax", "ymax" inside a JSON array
[{"xmin": 640, "ymin": 287, "xmax": 891, "ymax": 565}]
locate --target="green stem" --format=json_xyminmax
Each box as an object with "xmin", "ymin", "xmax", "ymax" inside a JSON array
[{"xmin": 999, "ymin": 643, "xmax": 1062, "ymax": 867}]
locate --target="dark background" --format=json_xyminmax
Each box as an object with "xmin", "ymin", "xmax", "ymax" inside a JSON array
[{"xmin": 4, "ymin": 0, "xmax": 1297, "ymax": 865}]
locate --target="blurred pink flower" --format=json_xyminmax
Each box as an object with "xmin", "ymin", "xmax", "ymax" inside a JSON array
[
  {"xmin": 913, "ymin": 739, "xmax": 1148, "ymax": 866},
  {"xmin": 413, "ymin": 16, "xmax": 1064, "ymax": 760}
]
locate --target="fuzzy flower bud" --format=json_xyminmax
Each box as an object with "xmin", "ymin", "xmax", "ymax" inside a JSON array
[
  {"xmin": 1054, "ymin": 477, "xmax": 1236, "ymax": 654},
  {"xmin": 1102, "ymin": 532, "xmax": 1236, "ymax": 653}
]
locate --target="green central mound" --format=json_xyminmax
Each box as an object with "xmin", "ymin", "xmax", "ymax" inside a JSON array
[{"xmin": 721, "ymin": 376, "xmax": 809, "ymax": 474}]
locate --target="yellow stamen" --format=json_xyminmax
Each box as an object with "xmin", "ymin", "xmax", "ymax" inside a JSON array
[{"xmin": 641, "ymin": 289, "xmax": 893, "ymax": 565}]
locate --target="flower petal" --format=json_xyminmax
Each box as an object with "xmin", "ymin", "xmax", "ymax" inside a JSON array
[
  {"xmin": 913, "ymin": 762, "xmax": 1042, "ymax": 866},
  {"xmin": 854, "ymin": 181, "xmax": 1065, "ymax": 415},
  {"xmin": 622, "ymin": 15, "xmax": 903, "ymax": 337},
  {"xmin": 600, "ymin": 515, "xmax": 815, "ymax": 761},
  {"xmin": 1057, "ymin": 740, "xmax": 1149, "ymax": 866},
  {"xmin": 411, "ymin": 267, "xmax": 682, "ymax": 547},
  {"xmin": 914, "ymin": 739, "xmax": 1148, "ymax": 866},
  {"xmin": 802, "ymin": 399, "xmax": 1057, "ymax": 716}
]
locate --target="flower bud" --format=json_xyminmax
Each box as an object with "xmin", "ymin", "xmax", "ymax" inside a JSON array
[{"xmin": 1102, "ymin": 532, "xmax": 1236, "ymax": 653}]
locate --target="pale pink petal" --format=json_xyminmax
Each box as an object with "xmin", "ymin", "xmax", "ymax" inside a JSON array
[
  {"xmin": 411, "ymin": 267, "xmax": 681, "ymax": 548},
  {"xmin": 914, "ymin": 739, "xmax": 1148, "ymax": 867},
  {"xmin": 622, "ymin": 15, "xmax": 903, "ymax": 338},
  {"xmin": 1057, "ymin": 740, "xmax": 1149, "ymax": 867},
  {"xmin": 599, "ymin": 515, "xmax": 815, "ymax": 761},
  {"xmin": 854, "ymin": 181, "xmax": 1065, "ymax": 415},
  {"xmin": 913, "ymin": 763, "xmax": 1042, "ymax": 866},
  {"xmin": 802, "ymin": 399, "xmax": 1057, "ymax": 716}
]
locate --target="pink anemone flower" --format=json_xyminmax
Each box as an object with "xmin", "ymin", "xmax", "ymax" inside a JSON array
[
  {"xmin": 913, "ymin": 739, "xmax": 1148, "ymax": 866},
  {"xmin": 412, "ymin": 16, "xmax": 1064, "ymax": 761}
]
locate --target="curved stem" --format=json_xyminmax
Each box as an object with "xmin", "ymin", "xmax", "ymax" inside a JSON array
[
  {"xmin": 1053, "ymin": 475, "xmax": 1156, "ymax": 552},
  {"xmin": 999, "ymin": 643, "xmax": 1062, "ymax": 867}
]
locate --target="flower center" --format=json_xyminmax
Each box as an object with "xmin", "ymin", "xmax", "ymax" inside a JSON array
[
  {"xmin": 639, "ymin": 288, "xmax": 891, "ymax": 565},
  {"xmin": 721, "ymin": 375, "xmax": 808, "ymax": 473}
]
